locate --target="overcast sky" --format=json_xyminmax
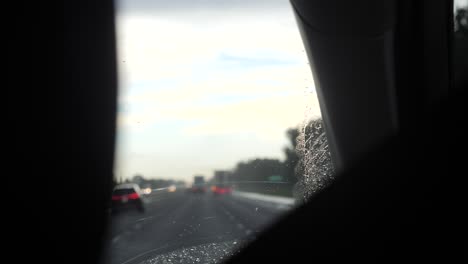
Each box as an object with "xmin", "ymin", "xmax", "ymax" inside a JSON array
[{"xmin": 114, "ymin": 0, "xmax": 321, "ymax": 182}]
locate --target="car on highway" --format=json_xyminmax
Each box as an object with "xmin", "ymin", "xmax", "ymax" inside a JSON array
[
  {"xmin": 189, "ymin": 176, "xmax": 207, "ymax": 193},
  {"xmin": 211, "ymin": 170, "xmax": 232, "ymax": 195},
  {"xmin": 212, "ymin": 184, "xmax": 232, "ymax": 195},
  {"xmin": 111, "ymin": 183, "xmax": 145, "ymax": 213}
]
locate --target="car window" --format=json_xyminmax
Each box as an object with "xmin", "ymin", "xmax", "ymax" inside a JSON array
[
  {"xmin": 113, "ymin": 189, "xmax": 136, "ymax": 195},
  {"xmin": 101, "ymin": 1, "xmax": 333, "ymax": 263}
]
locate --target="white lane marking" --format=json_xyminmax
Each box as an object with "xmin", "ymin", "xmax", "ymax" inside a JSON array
[
  {"xmin": 221, "ymin": 206, "xmax": 233, "ymax": 217},
  {"xmin": 111, "ymin": 235, "xmax": 121, "ymax": 244},
  {"xmin": 135, "ymin": 216, "xmax": 154, "ymax": 222},
  {"xmin": 112, "ymin": 231, "xmax": 131, "ymax": 244},
  {"xmin": 232, "ymin": 190, "xmax": 295, "ymax": 205}
]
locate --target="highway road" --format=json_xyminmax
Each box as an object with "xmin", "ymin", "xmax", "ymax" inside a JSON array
[{"xmin": 101, "ymin": 189, "xmax": 293, "ymax": 264}]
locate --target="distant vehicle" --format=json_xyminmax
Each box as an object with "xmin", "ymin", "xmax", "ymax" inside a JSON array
[
  {"xmin": 142, "ymin": 187, "xmax": 152, "ymax": 195},
  {"xmin": 111, "ymin": 183, "xmax": 145, "ymax": 213},
  {"xmin": 167, "ymin": 185, "xmax": 177, "ymax": 192},
  {"xmin": 212, "ymin": 171, "xmax": 232, "ymax": 195},
  {"xmin": 212, "ymin": 183, "xmax": 232, "ymax": 195},
  {"xmin": 190, "ymin": 176, "xmax": 206, "ymax": 193}
]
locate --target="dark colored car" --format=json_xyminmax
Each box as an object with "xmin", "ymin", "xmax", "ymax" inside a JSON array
[
  {"xmin": 111, "ymin": 184, "xmax": 145, "ymax": 213},
  {"xmin": 190, "ymin": 176, "xmax": 207, "ymax": 193},
  {"xmin": 190, "ymin": 184, "xmax": 207, "ymax": 193}
]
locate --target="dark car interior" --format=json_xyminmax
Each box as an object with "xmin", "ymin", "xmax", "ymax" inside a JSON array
[{"xmin": 8, "ymin": 0, "xmax": 464, "ymax": 263}]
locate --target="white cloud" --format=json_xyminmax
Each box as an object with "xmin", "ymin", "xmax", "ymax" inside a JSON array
[
  {"xmin": 179, "ymin": 93, "xmax": 320, "ymax": 139},
  {"xmin": 114, "ymin": 6, "xmax": 321, "ymax": 180},
  {"xmin": 117, "ymin": 64, "xmax": 318, "ymax": 135},
  {"xmin": 116, "ymin": 12, "xmax": 307, "ymax": 86}
]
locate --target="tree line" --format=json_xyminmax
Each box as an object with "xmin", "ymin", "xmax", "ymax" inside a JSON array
[
  {"xmin": 225, "ymin": 118, "xmax": 333, "ymax": 200},
  {"xmin": 115, "ymin": 118, "xmax": 334, "ymax": 200}
]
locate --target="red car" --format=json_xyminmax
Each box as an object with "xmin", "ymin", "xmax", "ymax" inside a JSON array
[{"xmin": 212, "ymin": 184, "xmax": 232, "ymax": 195}]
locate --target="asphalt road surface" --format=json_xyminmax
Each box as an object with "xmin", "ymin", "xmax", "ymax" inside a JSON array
[{"xmin": 101, "ymin": 189, "xmax": 292, "ymax": 264}]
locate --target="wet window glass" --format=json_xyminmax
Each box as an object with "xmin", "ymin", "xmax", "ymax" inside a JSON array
[
  {"xmin": 113, "ymin": 189, "xmax": 137, "ymax": 195},
  {"xmin": 102, "ymin": 1, "xmax": 332, "ymax": 263}
]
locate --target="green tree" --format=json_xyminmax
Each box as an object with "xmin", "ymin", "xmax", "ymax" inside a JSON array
[
  {"xmin": 231, "ymin": 158, "xmax": 284, "ymax": 182},
  {"xmin": 283, "ymin": 128, "xmax": 300, "ymax": 183},
  {"xmin": 132, "ymin": 174, "xmax": 145, "ymax": 185}
]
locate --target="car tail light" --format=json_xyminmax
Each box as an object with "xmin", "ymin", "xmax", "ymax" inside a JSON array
[
  {"xmin": 112, "ymin": 195, "xmax": 121, "ymax": 201},
  {"xmin": 127, "ymin": 192, "xmax": 140, "ymax": 200}
]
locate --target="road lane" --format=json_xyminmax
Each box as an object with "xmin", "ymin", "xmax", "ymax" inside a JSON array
[{"xmin": 102, "ymin": 190, "xmax": 290, "ymax": 264}]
